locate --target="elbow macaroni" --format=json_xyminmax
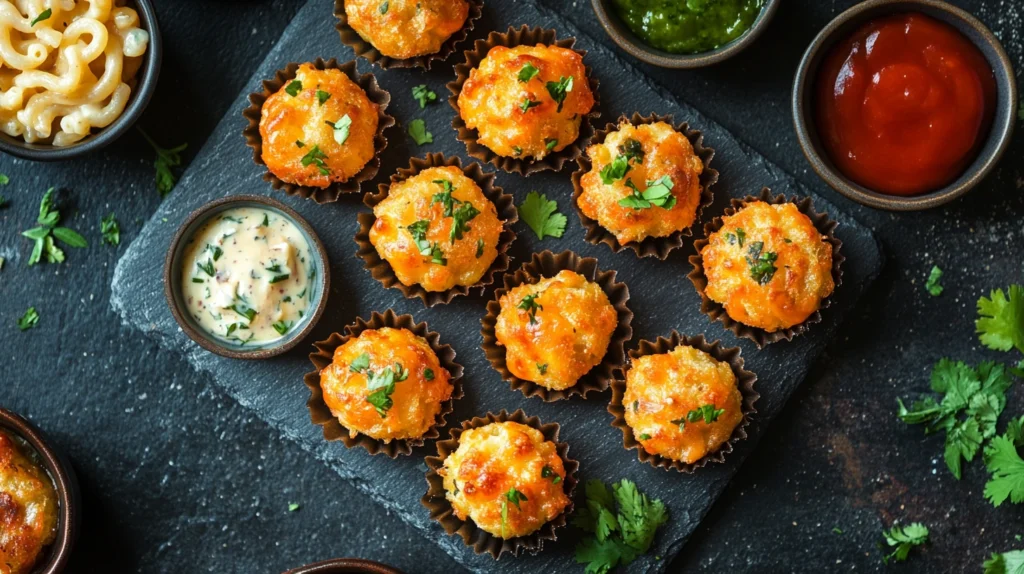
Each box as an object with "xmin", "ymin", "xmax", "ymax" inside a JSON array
[{"xmin": 0, "ymin": 0, "xmax": 149, "ymax": 146}]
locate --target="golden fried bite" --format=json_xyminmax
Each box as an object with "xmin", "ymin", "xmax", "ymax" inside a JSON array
[
  {"xmin": 259, "ymin": 63, "xmax": 379, "ymax": 188},
  {"xmin": 369, "ymin": 166, "xmax": 504, "ymax": 292},
  {"xmin": 457, "ymin": 44, "xmax": 595, "ymax": 161},
  {"xmin": 578, "ymin": 121, "xmax": 705, "ymax": 244},
  {"xmin": 439, "ymin": 421, "xmax": 570, "ymax": 539},
  {"xmin": 623, "ymin": 344, "xmax": 743, "ymax": 464},
  {"xmin": 344, "ymin": 0, "xmax": 470, "ymax": 60},
  {"xmin": 494, "ymin": 270, "xmax": 617, "ymax": 391},
  {"xmin": 701, "ymin": 201, "xmax": 835, "ymax": 332},
  {"xmin": 319, "ymin": 327, "xmax": 453, "ymax": 442},
  {"xmin": 0, "ymin": 430, "xmax": 58, "ymax": 574}
]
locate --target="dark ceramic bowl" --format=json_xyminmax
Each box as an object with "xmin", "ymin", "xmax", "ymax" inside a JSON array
[
  {"xmin": 164, "ymin": 195, "xmax": 331, "ymax": 360},
  {"xmin": 283, "ymin": 558, "xmax": 404, "ymax": 574},
  {"xmin": 793, "ymin": 0, "xmax": 1017, "ymax": 211},
  {"xmin": 591, "ymin": 0, "xmax": 779, "ymax": 68},
  {"xmin": 0, "ymin": 408, "xmax": 80, "ymax": 574},
  {"xmin": 0, "ymin": 0, "xmax": 162, "ymax": 161}
]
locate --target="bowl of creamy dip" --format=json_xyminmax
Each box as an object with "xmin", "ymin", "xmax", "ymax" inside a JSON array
[{"xmin": 164, "ymin": 195, "xmax": 331, "ymax": 359}]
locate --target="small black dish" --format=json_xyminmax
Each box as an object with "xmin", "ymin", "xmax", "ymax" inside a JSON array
[
  {"xmin": 0, "ymin": 408, "xmax": 80, "ymax": 574},
  {"xmin": 591, "ymin": 0, "xmax": 779, "ymax": 69},
  {"xmin": 792, "ymin": 0, "xmax": 1017, "ymax": 211},
  {"xmin": 164, "ymin": 195, "xmax": 331, "ymax": 360},
  {"xmin": 0, "ymin": 0, "xmax": 162, "ymax": 161}
]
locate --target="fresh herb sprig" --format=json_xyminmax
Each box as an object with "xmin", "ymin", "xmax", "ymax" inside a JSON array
[
  {"xmin": 618, "ymin": 176, "xmax": 676, "ymax": 210},
  {"xmin": 100, "ymin": 213, "xmax": 120, "ymax": 246},
  {"xmin": 138, "ymin": 129, "xmax": 187, "ymax": 197},
  {"xmin": 984, "ymin": 548, "xmax": 1024, "ymax": 573},
  {"xmin": 573, "ymin": 479, "xmax": 669, "ymax": 574},
  {"xmin": 518, "ymin": 191, "xmax": 566, "ymax": 240},
  {"xmin": 977, "ymin": 285, "xmax": 1024, "ymax": 355},
  {"xmin": 21, "ymin": 188, "xmax": 88, "ymax": 266},
  {"xmin": 880, "ymin": 522, "xmax": 929, "ymax": 564},
  {"xmin": 350, "ymin": 354, "xmax": 410, "ymax": 417},
  {"xmin": 983, "ymin": 415, "xmax": 1024, "ymax": 507},
  {"xmin": 517, "ymin": 294, "xmax": 543, "ymax": 325}
]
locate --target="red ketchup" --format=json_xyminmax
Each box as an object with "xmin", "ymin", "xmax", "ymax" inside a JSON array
[{"xmin": 815, "ymin": 13, "xmax": 996, "ymax": 196}]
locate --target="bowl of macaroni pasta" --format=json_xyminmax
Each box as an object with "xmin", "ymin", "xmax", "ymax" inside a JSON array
[{"xmin": 0, "ymin": 0, "xmax": 161, "ymax": 160}]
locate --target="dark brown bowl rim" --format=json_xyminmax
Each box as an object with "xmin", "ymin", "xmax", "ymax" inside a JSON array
[
  {"xmin": 282, "ymin": 558, "xmax": 404, "ymax": 574},
  {"xmin": 0, "ymin": 408, "xmax": 80, "ymax": 574},
  {"xmin": 163, "ymin": 195, "xmax": 331, "ymax": 360},
  {"xmin": 0, "ymin": 0, "xmax": 163, "ymax": 161},
  {"xmin": 792, "ymin": 0, "xmax": 1018, "ymax": 211},
  {"xmin": 590, "ymin": 0, "xmax": 780, "ymax": 69}
]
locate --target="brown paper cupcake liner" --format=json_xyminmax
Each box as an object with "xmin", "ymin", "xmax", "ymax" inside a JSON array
[
  {"xmin": 687, "ymin": 188, "xmax": 845, "ymax": 348},
  {"xmin": 480, "ymin": 250, "xmax": 633, "ymax": 402},
  {"xmin": 571, "ymin": 112, "xmax": 718, "ymax": 259},
  {"xmin": 447, "ymin": 26, "xmax": 602, "ymax": 176},
  {"xmin": 355, "ymin": 152, "xmax": 519, "ymax": 307},
  {"xmin": 608, "ymin": 333, "xmax": 758, "ymax": 473},
  {"xmin": 421, "ymin": 409, "xmax": 579, "ymax": 558},
  {"xmin": 334, "ymin": 0, "xmax": 483, "ymax": 70},
  {"xmin": 303, "ymin": 310, "xmax": 464, "ymax": 458},
  {"xmin": 242, "ymin": 57, "xmax": 395, "ymax": 204}
]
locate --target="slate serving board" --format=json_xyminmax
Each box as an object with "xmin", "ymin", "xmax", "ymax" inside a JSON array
[{"xmin": 110, "ymin": 0, "xmax": 882, "ymax": 572}]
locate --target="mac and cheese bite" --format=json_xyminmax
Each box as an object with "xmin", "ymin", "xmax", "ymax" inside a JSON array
[
  {"xmin": 344, "ymin": 0, "xmax": 470, "ymax": 60},
  {"xmin": 623, "ymin": 344, "xmax": 742, "ymax": 464},
  {"xmin": 439, "ymin": 421, "xmax": 570, "ymax": 539},
  {"xmin": 369, "ymin": 166, "xmax": 504, "ymax": 292},
  {"xmin": 319, "ymin": 327, "xmax": 453, "ymax": 442},
  {"xmin": 494, "ymin": 270, "xmax": 617, "ymax": 391},
  {"xmin": 457, "ymin": 44, "xmax": 595, "ymax": 161},
  {"xmin": 578, "ymin": 121, "xmax": 705, "ymax": 244},
  {"xmin": 0, "ymin": 429, "xmax": 58, "ymax": 574},
  {"xmin": 260, "ymin": 64, "xmax": 379, "ymax": 188},
  {"xmin": 700, "ymin": 201, "xmax": 835, "ymax": 332}
]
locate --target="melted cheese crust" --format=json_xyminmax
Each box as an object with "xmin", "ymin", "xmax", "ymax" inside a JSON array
[
  {"xmin": 578, "ymin": 121, "xmax": 705, "ymax": 244},
  {"xmin": 344, "ymin": 0, "xmax": 469, "ymax": 59},
  {"xmin": 260, "ymin": 64, "xmax": 379, "ymax": 188},
  {"xmin": 439, "ymin": 421, "xmax": 569, "ymax": 539},
  {"xmin": 494, "ymin": 270, "xmax": 617, "ymax": 390},
  {"xmin": 369, "ymin": 166, "xmax": 504, "ymax": 292},
  {"xmin": 0, "ymin": 430, "xmax": 58, "ymax": 574},
  {"xmin": 623, "ymin": 345, "xmax": 743, "ymax": 464},
  {"xmin": 320, "ymin": 327, "xmax": 453, "ymax": 442},
  {"xmin": 701, "ymin": 202, "xmax": 835, "ymax": 332},
  {"xmin": 457, "ymin": 44, "xmax": 595, "ymax": 160}
]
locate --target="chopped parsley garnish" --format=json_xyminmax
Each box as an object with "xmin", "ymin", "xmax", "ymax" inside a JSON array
[
  {"xmin": 412, "ymin": 84, "xmax": 437, "ymax": 108},
  {"xmin": 296, "ymin": 140, "xmax": 305, "ymax": 148},
  {"xmin": 500, "ymin": 487, "xmax": 528, "ymax": 537},
  {"xmin": 285, "ymin": 80, "xmax": 302, "ymax": 97},
  {"xmin": 364, "ymin": 362, "xmax": 410, "ymax": 417},
  {"xmin": 428, "ymin": 242, "xmax": 447, "ymax": 266},
  {"xmin": 272, "ymin": 321, "xmax": 292, "ymax": 335},
  {"xmin": 745, "ymin": 241, "xmax": 778, "ymax": 285},
  {"xmin": 350, "ymin": 352, "xmax": 371, "ymax": 373},
  {"xmin": 408, "ymin": 119, "xmax": 433, "ymax": 145},
  {"xmin": 545, "ymin": 76, "xmax": 573, "ymax": 112},
  {"xmin": 545, "ymin": 138, "xmax": 558, "ymax": 151},
  {"xmin": 17, "ymin": 307, "xmax": 39, "ymax": 331},
  {"xmin": 925, "ymin": 265, "xmax": 944, "ymax": 296},
  {"xmin": 0, "ymin": 173, "xmax": 8, "ymax": 185},
  {"xmin": 520, "ymin": 98, "xmax": 541, "ymax": 113},
  {"xmin": 639, "ymin": 433, "xmax": 651, "ymax": 440},
  {"xmin": 431, "ymin": 179, "xmax": 459, "ymax": 216},
  {"xmin": 328, "ymin": 114, "xmax": 352, "ymax": 145},
  {"xmin": 300, "ymin": 145, "xmax": 330, "ymax": 175},
  {"xmin": 518, "ymin": 63, "xmax": 540, "ymax": 83},
  {"xmin": 977, "ymin": 285, "xmax": 1024, "ymax": 354},
  {"xmin": 541, "ymin": 465, "xmax": 561, "ymax": 484},
  {"xmin": 268, "ymin": 273, "xmax": 290, "ymax": 284},
  {"xmin": 537, "ymin": 363, "xmax": 548, "ymax": 375},
  {"xmin": 197, "ymin": 259, "xmax": 215, "ymax": 277},
  {"xmin": 518, "ymin": 191, "xmax": 566, "ymax": 240},
  {"xmin": 261, "ymin": 214, "xmax": 270, "ymax": 227},
  {"xmin": 688, "ymin": 404, "xmax": 724, "ymax": 424},
  {"xmin": 138, "ymin": 128, "xmax": 187, "ymax": 197},
  {"xmin": 424, "ymin": 368, "xmax": 435, "ymax": 381},
  {"xmin": 618, "ymin": 138, "xmax": 644, "ymax": 162},
  {"xmin": 406, "ymin": 220, "xmax": 432, "ymax": 255},
  {"xmin": 725, "ymin": 228, "xmax": 747, "ymax": 247},
  {"xmin": 230, "ymin": 296, "xmax": 258, "ymax": 323},
  {"xmin": 983, "ymin": 415, "xmax": 1024, "ymax": 507},
  {"xmin": 618, "ymin": 176, "xmax": 676, "ymax": 210},
  {"xmin": 512, "ymin": 146, "xmax": 522, "ymax": 156},
  {"xmin": 100, "ymin": 213, "xmax": 120, "ymax": 246},
  {"xmin": 379, "ymin": 0, "xmax": 388, "ymax": 14},
  {"xmin": 288, "ymin": 503, "xmax": 301, "ymax": 512},
  {"xmin": 518, "ymin": 294, "xmax": 543, "ymax": 324},
  {"xmin": 30, "ymin": 8, "xmax": 51, "ymax": 26},
  {"xmin": 22, "ymin": 188, "xmax": 88, "ymax": 266},
  {"xmin": 573, "ymin": 479, "xmax": 668, "ymax": 574},
  {"xmin": 599, "ymin": 155, "xmax": 631, "ymax": 185},
  {"xmin": 316, "ymin": 89, "xmax": 330, "ymax": 106},
  {"xmin": 880, "ymin": 522, "xmax": 929, "ymax": 564},
  {"xmin": 207, "ymin": 244, "xmax": 224, "ymax": 261},
  {"xmin": 449, "ymin": 202, "xmax": 480, "ymax": 243}
]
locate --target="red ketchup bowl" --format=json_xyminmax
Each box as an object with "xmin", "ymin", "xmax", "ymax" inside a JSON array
[{"xmin": 792, "ymin": 0, "xmax": 1016, "ymax": 211}]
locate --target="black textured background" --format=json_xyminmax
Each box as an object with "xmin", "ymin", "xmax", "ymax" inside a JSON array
[{"xmin": 0, "ymin": 0, "xmax": 1021, "ymax": 572}]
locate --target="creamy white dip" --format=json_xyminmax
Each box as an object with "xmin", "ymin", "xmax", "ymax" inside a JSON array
[{"xmin": 180, "ymin": 207, "xmax": 315, "ymax": 346}]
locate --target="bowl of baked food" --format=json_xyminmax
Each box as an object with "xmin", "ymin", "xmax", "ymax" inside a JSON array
[
  {"xmin": 0, "ymin": 408, "xmax": 80, "ymax": 574},
  {"xmin": 0, "ymin": 0, "xmax": 162, "ymax": 161}
]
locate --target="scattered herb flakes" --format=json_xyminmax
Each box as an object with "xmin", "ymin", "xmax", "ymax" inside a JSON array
[
  {"xmin": 379, "ymin": 0, "xmax": 389, "ymax": 14},
  {"xmin": 880, "ymin": 522, "xmax": 929, "ymax": 564},
  {"xmin": 832, "ymin": 527, "xmax": 843, "ymax": 535},
  {"xmin": 475, "ymin": 238, "xmax": 484, "ymax": 258},
  {"xmin": 406, "ymin": 219, "xmax": 432, "ymax": 255},
  {"xmin": 22, "ymin": 188, "xmax": 88, "ymax": 266},
  {"xmin": 573, "ymin": 479, "xmax": 668, "ymax": 574},
  {"xmin": 545, "ymin": 75, "xmax": 573, "ymax": 112},
  {"xmin": 408, "ymin": 119, "xmax": 433, "ymax": 145},
  {"xmin": 638, "ymin": 433, "xmax": 651, "ymax": 440},
  {"xmin": 541, "ymin": 465, "xmax": 561, "ymax": 484},
  {"xmin": 272, "ymin": 321, "xmax": 293, "ymax": 335},
  {"xmin": 537, "ymin": 363, "xmax": 548, "ymax": 375},
  {"xmin": 138, "ymin": 128, "xmax": 188, "ymax": 197},
  {"xmin": 448, "ymin": 202, "xmax": 480, "ymax": 243},
  {"xmin": 300, "ymin": 145, "xmax": 330, "ymax": 175},
  {"xmin": 925, "ymin": 265, "xmax": 944, "ymax": 296},
  {"xmin": 17, "ymin": 307, "xmax": 39, "ymax": 331},
  {"xmin": 618, "ymin": 176, "xmax": 676, "ymax": 210},
  {"xmin": 517, "ymin": 293, "xmax": 543, "ymax": 324},
  {"xmin": 0, "ymin": 173, "xmax": 8, "ymax": 185},
  {"xmin": 316, "ymin": 89, "xmax": 330, "ymax": 106},
  {"xmin": 599, "ymin": 154, "xmax": 631, "ymax": 185},
  {"xmin": 977, "ymin": 285, "xmax": 1024, "ymax": 354},
  {"xmin": 285, "ymin": 80, "xmax": 302, "ymax": 97},
  {"xmin": 428, "ymin": 242, "xmax": 447, "ymax": 266},
  {"xmin": 518, "ymin": 63, "xmax": 540, "ymax": 83},
  {"xmin": 500, "ymin": 487, "xmax": 528, "ymax": 537},
  {"xmin": 30, "ymin": 8, "xmax": 51, "ymax": 26},
  {"xmin": 364, "ymin": 362, "xmax": 410, "ymax": 417},
  {"xmin": 687, "ymin": 404, "xmax": 725, "ymax": 424},
  {"xmin": 518, "ymin": 191, "xmax": 566, "ymax": 240},
  {"xmin": 545, "ymin": 137, "xmax": 558, "ymax": 152},
  {"xmin": 0, "ymin": 194, "xmax": 6, "ymax": 208},
  {"xmin": 983, "ymin": 415, "xmax": 1024, "ymax": 507},
  {"xmin": 328, "ymin": 114, "xmax": 352, "ymax": 145},
  {"xmin": 100, "ymin": 213, "xmax": 121, "ymax": 246},
  {"xmin": 519, "ymin": 98, "xmax": 541, "ymax": 113},
  {"xmin": 412, "ymin": 84, "xmax": 437, "ymax": 108},
  {"xmin": 424, "ymin": 368, "xmax": 434, "ymax": 381},
  {"xmin": 725, "ymin": 228, "xmax": 746, "ymax": 247},
  {"xmin": 295, "ymin": 140, "xmax": 305, "ymax": 148},
  {"xmin": 984, "ymin": 548, "xmax": 1024, "ymax": 574},
  {"xmin": 350, "ymin": 352, "xmax": 371, "ymax": 373},
  {"xmin": 288, "ymin": 503, "xmax": 301, "ymax": 512},
  {"xmin": 745, "ymin": 241, "xmax": 778, "ymax": 285}
]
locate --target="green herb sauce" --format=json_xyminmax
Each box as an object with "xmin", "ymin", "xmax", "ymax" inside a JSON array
[{"xmin": 612, "ymin": 0, "xmax": 765, "ymax": 55}]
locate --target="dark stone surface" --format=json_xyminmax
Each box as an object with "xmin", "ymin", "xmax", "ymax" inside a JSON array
[{"xmin": 0, "ymin": 1, "xmax": 1020, "ymax": 573}]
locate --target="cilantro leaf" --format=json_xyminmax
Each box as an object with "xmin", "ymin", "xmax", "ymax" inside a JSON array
[
  {"xmin": 613, "ymin": 479, "xmax": 668, "ymax": 553},
  {"xmin": 101, "ymin": 213, "xmax": 120, "ymax": 246},
  {"xmin": 618, "ymin": 176, "xmax": 676, "ymax": 210},
  {"xmin": 984, "ymin": 416, "xmax": 1024, "ymax": 507},
  {"xmin": 545, "ymin": 76, "xmax": 574, "ymax": 112},
  {"xmin": 316, "ymin": 89, "xmax": 330, "ymax": 106},
  {"xmin": 518, "ymin": 63, "xmax": 540, "ymax": 83},
  {"xmin": 574, "ymin": 479, "xmax": 668, "ymax": 574},
  {"xmin": 17, "ymin": 307, "xmax": 39, "ymax": 331},
  {"xmin": 925, "ymin": 265, "xmax": 944, "ymax": 296},
  {"xmin": 977, "ymin": 286, "xmax": 1024, "ymax": 354},
  {"xmin": 599, "ymin": 154, "xmax": 631, "ymax": 184},
  {"xmin": 350, "ymin": 353, "xmax": 371, "ymax": 373},
  {"xmin": 408, "ymin": 119, "xmax": 432, "ymax": 145},
  {"xmin": 881, "ymin": 522, "xmax": 929, "ymax": 564},
  {"xmin": 285, "ymin": 80, "xmax": 302, "ymax": 97},
  {"xmin": 328, "ymin": 115, "xmax": 352, "ymax": 145},
  {"xmin": 518, "ymin": 191, "xmax": 566, "ymax": 240},
  {"xmin": 984, "ymin": 549, "xmax": 1024, "ymax": 574},
  {"xmin": 138, "ymin": 129, "xmax": 188, "ymax": 197},
  {"xmin": 412, "ymin": 84, "xmax": 437, "ymax": 108}
]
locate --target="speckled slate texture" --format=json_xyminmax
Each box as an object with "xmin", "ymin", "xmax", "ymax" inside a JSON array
[{"xmin": 110, "ymin": 0, "xmax": 881, "ymax": 572}]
